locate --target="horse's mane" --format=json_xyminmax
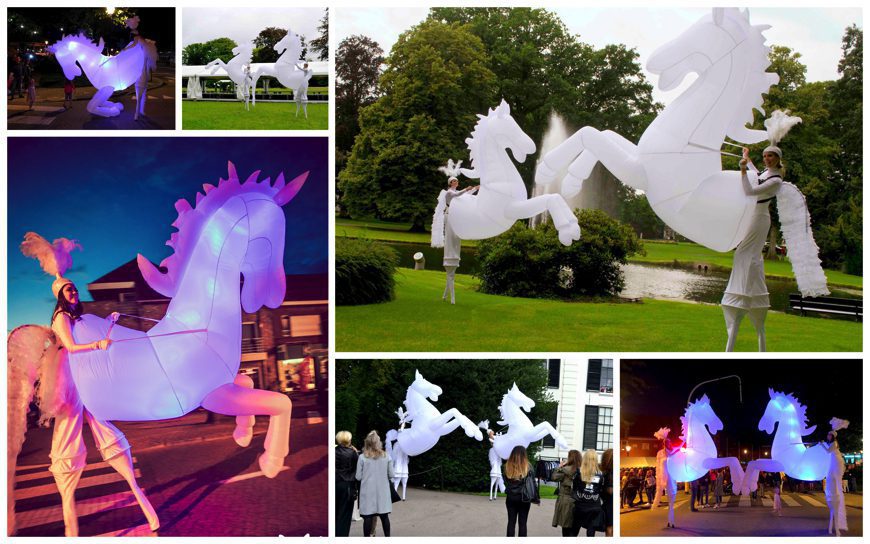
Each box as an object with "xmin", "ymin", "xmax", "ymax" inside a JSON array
[
  {"xmin": 277, "ymin": 30, "xmax": 303, "ymax": 63},
  {"xmin": 137, "ymin": 161, "xmax": 305, "ymax": 298},
  {"xmin": 465, "ymin": 100, "xmax": 510, "ymax": 177},
  {"xmin": 679, "ymin": 394, "xmax": 711, "ymax": 441},
  {"xmin": 48, "ymin": 33, "xmax": 104, "ymax": 55},
  {"xmin": 769, "ymin": 389, "xmax": 812, "ymax": 434}
]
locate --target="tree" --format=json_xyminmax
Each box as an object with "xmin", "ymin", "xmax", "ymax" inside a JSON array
[
  {"xmin": 336, "ymin": 35, "xmax": 384, "ymax": 155},
  {"xmin": 338, "ymin": 20, "xmax": 496, "ymax": 230},
  {"xmin": 182, "ymin": 37, "xmax": 237, "ymax": 65},
  {"xmin": 335, "ymin": 360, "xmax": 554, "ymax": 491},
  {"xmin": 619, "ymin": 191, "xmax": 665, "ymax": 239},
  {"xmin": 251, "ymin": 26, "xmax": 308, "ymax": 63},
  {"xmin": 308, "ymin": 8, "xmax": 329, "ymax": 61}
]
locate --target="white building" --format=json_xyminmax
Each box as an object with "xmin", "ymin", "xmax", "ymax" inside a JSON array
[{"xmin": 539, "ymin": 358, "xmax": 614, "ymax": 461}]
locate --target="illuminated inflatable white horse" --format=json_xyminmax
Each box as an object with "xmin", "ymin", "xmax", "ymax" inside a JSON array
[
  {"xmin": 68, "ymin": 163, "xmax": 308, "ymax": 477},
  {"xmin": 665, "ymin": 395, "xmax": 744, "ymax": 492},
  {"xmin": 49, "ymin": 32, "xmax": 157, "ymax": 118},
  {"xmin": 388, "ymin": 370, "xmax": 483, "ymax": 464},
  {"xmin": 205, "ymin": 43, "xmax": 254, "ymax": 110},
  {"xmin": 537, "ymin": 8, "xmax": 779, "ymax": 252},
  {"xmin": 251, "ymin": 30, "xmax": 312, "ymax": 113}
]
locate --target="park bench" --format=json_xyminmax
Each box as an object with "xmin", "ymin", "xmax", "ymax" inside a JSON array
[{"xmin": 788, "ymin": 294, "xmax": 862, "ymax": 321}]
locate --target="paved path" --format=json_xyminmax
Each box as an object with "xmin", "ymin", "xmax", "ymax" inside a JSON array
[
  {"xmin": 621, "ymin": 490, "xmax": 863, "ymax": 536},
  {"xmin": 348, "ymin": 487, "xmax": 606, "ymax": 537}
]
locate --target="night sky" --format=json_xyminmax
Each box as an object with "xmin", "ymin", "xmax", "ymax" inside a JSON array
[
  {"xmin": 7, "ymin": 137, "xmax": 327, "ymax": 331},
  {"xmin": 622, "ymin": 359, "xmax": 862, "ymax": 451}
]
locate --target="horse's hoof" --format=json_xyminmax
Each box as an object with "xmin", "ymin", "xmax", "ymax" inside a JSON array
[
  {"xmin": 558, "ymin": 223, "xmax": 581, "ymax": 246},
  {"xmin": 233, "ymin": 426, "xmax": 253, "ymax": 447},
  {"xmin": 561, "ymin": 175, "xmax": 583, "ymax": 199},
  {"xmin": 258, "ymin": 453, "xmax": 285, "ymax": 478},
  {"xmin": 534, "ymin": 162, "xmax": 557, "ymax": 185}
]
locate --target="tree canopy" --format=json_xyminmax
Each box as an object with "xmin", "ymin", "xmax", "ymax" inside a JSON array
[
  {"xmin": 336, "ymin": 35, "xmax": 384, "ymax": 154},
  {"xmin": 309, "ymin": 8, "xmax": 329, "ymax": 61},
  {"xmin": 182, "ymin": 37, "xmax": 237, "ymax": 65}
]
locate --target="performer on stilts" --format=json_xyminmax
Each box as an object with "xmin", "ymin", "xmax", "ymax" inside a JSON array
[
  {"xmin": 431, "ymin": 159, "xmax": 478, "ymax": 304},
  {"xmin": 821, "ymin": 418, "xmax": 849, "ymax": 536}
]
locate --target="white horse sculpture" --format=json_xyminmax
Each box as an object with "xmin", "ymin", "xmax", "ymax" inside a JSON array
[
  {"xmin": 390, "ymin": 370, "xmax": 483, "ymax": 462},
  {"xmin": 482, "ymin": 383, "xmax": 569, "ymax": 462},
  {"xmin": 62, "ymin": 163, "xmax": 308, "ymax": 478},
  {"xmin": 536, "ymin": 8, "xmax": 780, "ymax": 252},
  {"xmin": 250, "ymin": 30, "xmax": 311, "ymax": 113},
  {"xmin": 665, "ymin": 395, "xmax": 744, "ymax": 492},
  {"xmin": 205, "ymin": 43, "xmax": 254, "ymax": 110},
  {"xmin": 447, "ymin": 100, "xmax": 581, "ymax": 246},
  {"xmin": 49, "ymin": 33, "xmax": 157, "ymax": 118}
]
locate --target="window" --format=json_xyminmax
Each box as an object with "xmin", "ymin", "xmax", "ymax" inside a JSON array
[
  {"xmin": 587, "ymin": 359, "xmax": 614, "ymax": 393},
  {"xmin": 582, "ymin": 406, "xmax": 613, "ymax": 451},
  {"xmin": 289, "ymin": 314, "xmax": 322, "ymax": 337},
  {"xmin": 280, "ymin": 316, "xmax": 291, "ymax": 336},
  {"xmin": 547, "ymin": 359, "xmax": 560, "ymax": 388},
  {"xmin": 541, "ymin": 404, "xmax": 558, "ymax": 448}
]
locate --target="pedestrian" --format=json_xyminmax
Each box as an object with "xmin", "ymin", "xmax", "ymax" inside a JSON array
[
  {"xmin": 699, "ymin": 471, "xmax": 710, "ymax": 508},
  {"xmin": 503, "ymin": 445, "xmax": 539, "ymax": 537},
  {"xmin": 714, "ymin": 469, "xmax": 724, "ymax": 508},
  {"xmin": 355, "ymin": 430, "xmax": 394, "ymax": 537},
  {"xmin": 645, "ymin": 469, "xmax": 656, "ymax": 504},
  {"xmin": 771, "ymin": 471, "xmax": 782, "ymax": 516},
  {"xmin": 26, "ymin": 76, "xmax": 36, "ymax": 110},
  {"xmin": 335, "ymin": 430, "xmax": 359, "ymax": 537},
  {"xmin": 12, "ymin": 234, "xmax": 160, "ymax": 536},
  {"xmin": 572, "ymin": 449, "xmax": 605, "ymax": 537},
  {"xmin": 601, "ymin": 449, "xmax": 614, "ymax": 537},
  {"xmin": 635, "ymin": 468, "xmax": 646, "ymax": 505},
  {"xmin": 551, "ymin": 450, "xmax": 581, "ymax": 536},
  {"xmin": 64, "ymin": 79, "xmax": 75, "ymax": 110},
  {"xmin": 620, "ymin": 470, "xmax": 629, "ymax": 507},
  {"xmin": 690, "ymin": 478, "xmax": 700, "ymax": 511}
]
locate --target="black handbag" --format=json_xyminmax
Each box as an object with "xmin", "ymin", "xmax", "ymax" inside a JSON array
[
  {"xmin": 520, "ymin": 472, "xmax": 540, "ymax": 504},
  {"xmin": 389, "ymin": 479, "xmax": 402, "ymax": 503}
]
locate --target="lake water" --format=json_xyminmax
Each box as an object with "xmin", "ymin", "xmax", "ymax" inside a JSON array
[{"xmin": 380, "ymin": 240, "xmax": 860, "ymax": 314}]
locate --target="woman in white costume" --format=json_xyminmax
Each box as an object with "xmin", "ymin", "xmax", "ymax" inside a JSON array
[
  {"xmin": 432, "ymin": 161, "xmax": 479, "ymax": 304},
  {"xmin": 821, "ymin": 419, "xmax": 849, "ymax": 536}
]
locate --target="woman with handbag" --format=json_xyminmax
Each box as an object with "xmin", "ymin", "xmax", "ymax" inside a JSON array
[
  {"xmin": 335, "ymin": 431, "xmax": 359, "ymax": 537},
  {"xmin": 503, "ymin": 445, "xmax": 539, "ymax": 536},
  {"xmin": 572, "ymin": 449, "xmax": 605, "ymax": 537},
  {"xmin": 355, "ymin": 431, "xmax": 396, "ymax": 537},
  {"xmin": 552, "ymin": 450, "xmax": 582, "ymax": 536},
  {"xmin": 601, "ymin": 449, "xmax": 614, "ymax": 536}
]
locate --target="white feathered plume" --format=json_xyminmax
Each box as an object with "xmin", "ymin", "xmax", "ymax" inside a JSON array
[
  {"xmin": 20, "ymin": 232, "xmax": 81, "ymax": 278},
  {"xmin": 830, "ymin": 417, "xmax": 850, "ymax": 433},
  {"xmin": 653, "ymin": 427, "xmax": 670, "ymax": 441},
  {"xmin": 764, "ymin": 109, "xmax": 802, "ymax": 145},
  {"xmin": 438, "ymin": 159, "xmax": 463, "ymax": 179}
]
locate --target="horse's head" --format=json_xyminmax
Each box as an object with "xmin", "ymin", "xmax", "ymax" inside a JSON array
[
  {"xmin": 48, "ymin": 33, "xmax": 104, "ymax": 80},
  {"xmin": 686, "ymin": 394, "xmax": 723, "ymax": 435},
  {"xmin": 410, "ymin": 369, "xmax": 443, "ymax": 401},
  {"xmin": 760, "ymin": 388, "xmax": 816, "ymax": 437},
  {"xmin": 274, "ymin": 30, "xmax": 302, "ymax": 59},
  {"xmin": 137, "ymin": 162, "xmax": 308, "ymax": 313},
  {"xmin": 232, "ymin": 43, "xmax": 253, "ymax": 59},
  {"xmin": 504, "ymin": 382, "xmax": 535, "ymax": 413},
  {"xmin": 467, "ymin": 100, "xmax": 535, "ymax": 165}
]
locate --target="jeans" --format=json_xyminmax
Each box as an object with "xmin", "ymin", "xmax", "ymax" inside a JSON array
[{"xmin": 506, "ymin": 497, "xmax": 531, "ymax": 536}]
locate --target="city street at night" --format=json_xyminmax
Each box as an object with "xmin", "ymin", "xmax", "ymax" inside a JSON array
[{"xmin": 13, "ymin": 394, "xmax": 327, "ymax": 537}]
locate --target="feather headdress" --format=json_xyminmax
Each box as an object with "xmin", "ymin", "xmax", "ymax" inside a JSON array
[
  {"xmin": 20, "ymin": 232, "xmax": 81, "ymax": 278},
  {"xmin": 764, "ymin": 109, "xmax": 802, "ymax": 151},
  {"xmin": 438, "ymin": 159, "xmax": 463, "ymax": 180},
  {"xmin": 830, "ymin": 417, "xmax": 850, "ymax": 433},
  {"xmin": 653, "ymin": 427, "xmax": 670, "ymax": 441}
]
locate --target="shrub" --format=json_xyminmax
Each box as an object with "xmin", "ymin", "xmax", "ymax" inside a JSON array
[
  {"xmin": 336, "ymin": 238, "xmax": 399, "ymax": 305},
  {"xmin": 476, "ymin": 209, "xmax": 642, "ymax": 298}
]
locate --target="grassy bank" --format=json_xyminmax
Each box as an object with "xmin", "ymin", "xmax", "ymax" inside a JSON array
[
  {"xmin": 182, "ymin": 101, "xmax": 328, "ymax": 130},
  {"xmin": 335, "ymin": 218, "xmax": 862, "ymax": 289},
  {"xmin": 336, "ymin": 269, "xmax": 861, "ymax": 352}
]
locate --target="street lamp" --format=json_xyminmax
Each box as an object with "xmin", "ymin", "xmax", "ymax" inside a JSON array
[{"xmin": 106, "ymin": 7, "xmax": 116, "ymax": 15}]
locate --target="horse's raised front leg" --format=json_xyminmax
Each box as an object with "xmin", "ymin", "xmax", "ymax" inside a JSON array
[
  {"xmin": 526, "ymin": 422, "xmax": 569, "ymax": 449},
  {"xmin": 202, "ymin": 383, "xmax": 292, "ymax": 478},
  {"xmin": 741, "ymin": 458, "xmax": 784, "ymax": 495},
  {"xmin": 702, "ymin": 456, "xmax": 746, "ymax": 495},
  {"xmin": 504, "ymin": 194, "xmax": 580, "ymax": 246},
  {"xmin": 429, "ymin": 408, "xmax": 483, "ymax": 440},
  {"xmin": 87, "ymin": 86, "xmax": 122, "ymax": 117}
]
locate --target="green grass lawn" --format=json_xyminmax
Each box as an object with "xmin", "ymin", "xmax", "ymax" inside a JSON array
[
  {"xmin": 335, "ymin": 218, "xmax": 862, "ymax": 289},
  {"xmin": 472, "ymin": 483, "xmax": 558, "ymax": 499},
  {"xmin": 336, "ymin": 269, "xmax": 861, "ymax": 352},
  {"xmin": 182, "ymin": 101, "xmax": 328, "ymax": 130}
]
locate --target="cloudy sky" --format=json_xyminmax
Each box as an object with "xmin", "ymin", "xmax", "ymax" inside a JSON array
[
  {"xmin": 335, "ymin": 6, "xmax": 862, "ymax": 104},
  {"xmin": 182, "ymin": 7, "xmax": 326, "ymax": 49}
]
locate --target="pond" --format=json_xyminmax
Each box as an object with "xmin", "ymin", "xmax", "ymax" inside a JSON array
[{"xmin": 379, "ymin": 240, "xmax": 860, "ymax": 314}]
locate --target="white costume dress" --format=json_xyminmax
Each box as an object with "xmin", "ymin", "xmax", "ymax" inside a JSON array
[
  {"xmin": 651, "ymin": 448, "xmax": 668, "ymax": 509},
  {"xmin": 721, "ymin": 166, "xmax": 782, "ymax": 350},
  {"xmin": 823, "ymin": 439, "xmax": 848, "ymax": 534}
]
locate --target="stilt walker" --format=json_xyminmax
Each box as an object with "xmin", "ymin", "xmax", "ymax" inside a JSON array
[{"xmin": 431, "ymin": 159, "xmax": 478, "ymax": 304}]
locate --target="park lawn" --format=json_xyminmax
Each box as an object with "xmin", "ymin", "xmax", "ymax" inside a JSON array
[
  {"xmin": 182, "ymin": 101, "xmax": 328, "ymax": 130},
  {"xmin": 336, "ymin": 269, "xmax": 861, "ymax": 352},
  {"xmin": 335, "ymin": 218, "xmax": 862, "ymax": 290}
]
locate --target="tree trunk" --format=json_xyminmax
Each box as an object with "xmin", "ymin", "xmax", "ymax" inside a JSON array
[{"xmin": 767, "ymin": 224, "xmax": 779, "ymax": 259}]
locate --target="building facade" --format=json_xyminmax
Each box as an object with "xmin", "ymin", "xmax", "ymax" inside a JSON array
[{"xmin": 82, "ymin": 258, "xmax": 327, "ymax": 393}]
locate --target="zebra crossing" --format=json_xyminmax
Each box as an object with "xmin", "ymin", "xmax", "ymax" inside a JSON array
[
  {"xmin": 13, "ymin": 457, "xmax": 155, "ymax": 537},
  {"xmin": 665, "ymin": 492, "xmax": 833, "ymax": 509}
]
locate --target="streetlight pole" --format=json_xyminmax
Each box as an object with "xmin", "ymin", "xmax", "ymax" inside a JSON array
[{"xmin": 687, "ymin": 375, "xmax": 742, "ymax": 406}]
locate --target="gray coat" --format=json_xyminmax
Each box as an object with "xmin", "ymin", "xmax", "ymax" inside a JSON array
[{"xmin": 356, "ymin": 453, "xmax": 395, "ymax": 515}]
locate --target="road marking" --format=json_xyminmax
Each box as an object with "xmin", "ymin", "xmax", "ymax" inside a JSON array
[
  {"xmin": 781, "ymin": 495, "xmax": 800, "ymax": 507},
  {"xmin": 307, "ymin": 410, "xmax": 323, "ymax": 424},
  {"xmin": 798, "ymin": 494, "xmax": 826, "ymax": 507},
  {"xmin": 8, "ymin": 116, "xmax": 56, "ymax": 126},
  {"xmin": 16, "ymin": 469, "xmax": 142, "ymax": 500},
  {"xmin": 218, "ymin": 466, "xmax": 289, "ymax": 484},
  {"xmin": 16, "ymin": 492, "xmax": 141, "ymax": 530},
  {"xmin": 761, "ymin": 497, "xmax": 772, "ymax": 507},
  {"xmin": 162, "ymin": 95, "xmax": 173, "ymax": 100},
  {"xmin": 17, "ymin": 457, "xmax": 138, "ymax": 472},
  {"xmin": 739, "ymin": 495, "xmax": 751, "ymax": 507},
  {"xmin": 98, "ymin": 523, "xmax": 156, "ymax": 537},
  {"xmin": 8, "ymin": 105, "xmax": 65, "ymax": 112}
]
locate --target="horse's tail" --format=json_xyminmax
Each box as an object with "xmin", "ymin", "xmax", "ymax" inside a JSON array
[
  {"xmin": 431, "ymin": 190, "xmax": 447, "ymax": 248},
  {"xmin": 7, "ymin": 325, "xmax": 59, "ymax": 535},
  {"xmin": 776, "ymin": 182, "xmax": 829, "ymax": 297}
]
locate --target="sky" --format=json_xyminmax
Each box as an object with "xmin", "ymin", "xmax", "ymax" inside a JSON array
[
  {"xmin": 7, "ymin": 137, "xmax": 328, "ymax": 332},
  {"xmin": 334, "ymin": 6, "xmax": 862, "ymax": 105},
  {"xmin": 182, "ymin": 7, "xmax": 326, "ymax": 51},
  {"xmin": 621, "ymin": 359, "xmax": 862, "ymax": 449}
]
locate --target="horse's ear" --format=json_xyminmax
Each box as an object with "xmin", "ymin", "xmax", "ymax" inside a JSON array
[
  {"xmin": 415, "ymin": 369, "xmax": 421, "ymax": 380},
  {"xmin": 768, "ymin": 388, "xmax": 775, "ymax": 399},
  {"xmin": 98, "ymin": 37, "xmax": 105, "ymax": 52},
  {"xmin": 712, "ymin": 8, "xmax": 725, "ymax": 26}
]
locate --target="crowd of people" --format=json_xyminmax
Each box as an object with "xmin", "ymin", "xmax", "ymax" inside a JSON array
[
  {"xmin": 335, "ymin": 430, "xmax": 614, "ymax": 537},
  {"xmin": 8, "ymin": 53, "xmax": 38, "ymax": 109}
]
